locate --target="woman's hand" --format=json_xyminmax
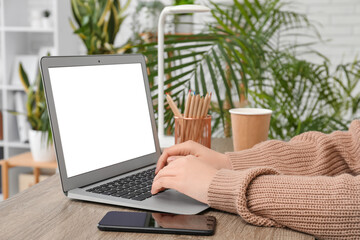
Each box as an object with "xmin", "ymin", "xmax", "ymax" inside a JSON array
[
  {"xmin": 155, "ymin": 141, "xmax": 231, "ymax": 175},
  {"xmin": 151, "ymin": 155, "xmax": 217, "ymax": 204}
]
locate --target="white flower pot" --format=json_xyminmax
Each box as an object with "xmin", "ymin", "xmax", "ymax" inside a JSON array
[
  {"xmin": 41, "ymin": 18, "xmax": 52, "ymax": 29},
  {"xmin": 29, "ymin": 129, "xmax": 56, "ymax": 162}
]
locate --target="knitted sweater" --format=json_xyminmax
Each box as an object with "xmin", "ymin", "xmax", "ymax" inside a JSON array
[{"xmin": 208, "ymin": 120, "xmax": 360, "ymax": 240}]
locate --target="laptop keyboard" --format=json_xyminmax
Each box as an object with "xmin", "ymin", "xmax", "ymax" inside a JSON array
[{"xmin": 86, "ymin": 168, "xmax": 156, "ymax": 201}]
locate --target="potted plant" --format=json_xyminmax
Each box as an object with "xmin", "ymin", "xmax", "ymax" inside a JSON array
[
  {"xmin": 41, "ymin": 9, "xmax": 52, "ymax": 28},
  {"xmin": 70, "ymin": 0, "xmax": 131, "ymax": 54},
  {"xmin": 133, "ymin": 0, "xmax": 360, "ymax": 139},
  {"xmin": 18, "ymin": 63, "xmax": 54, "ymax": 162},
  {"xmin": 174, "ymin": 0, "xmax": 195, "ymax": 33}
]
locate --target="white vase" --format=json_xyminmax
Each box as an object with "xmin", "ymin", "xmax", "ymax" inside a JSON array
[
  {"xmin": 29, "ymin": 129, "xmax": 56, "ymax": 162},
  {"xmin": 41, "ymin": 18, "xmax": 52, "ymax": 29},
  {"xmin": 175, "ymin": 14, "xmax": 193, "ymax": 34}
]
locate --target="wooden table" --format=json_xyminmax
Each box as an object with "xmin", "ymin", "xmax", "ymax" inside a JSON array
[
  {"xmin": 0, "ymin": 174, "xmax": 314, "ymax": 240},
  {"xmin": 0, "ymin": 152, "xmax": 57, "ymax": 199}
]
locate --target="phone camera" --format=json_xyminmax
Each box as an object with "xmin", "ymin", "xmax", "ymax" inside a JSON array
[{"xmin": 98, "ymin": 60, "xmax": 100, "ymax": 63}]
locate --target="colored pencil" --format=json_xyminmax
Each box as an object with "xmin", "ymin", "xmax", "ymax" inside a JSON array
[
  {"xmin": 184, "ymin": 90, "xmax": 192, "ymax": 118},
  {"xmin": 166, "ymin": 94, "xmax": 182, "ymax": 117},
  {"xmin": 166, "ymin": 91, "xmax": 211, "ymax": 144}
]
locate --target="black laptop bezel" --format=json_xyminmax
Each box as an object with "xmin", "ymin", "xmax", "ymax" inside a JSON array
[{"xmin": 40, "ymin": 54, "xmax": 161, "ymax": 193}]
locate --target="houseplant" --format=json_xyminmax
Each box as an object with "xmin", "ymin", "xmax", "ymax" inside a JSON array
[
  {"xmin": 18, "ymin": 63, "xmax": 54, "ymax": 162},
  {"xmin": 132, "ymin": 0, "xmax": 360, "ymax": 140},
  {"xmin": 41, "ymin": 9, "xmax": 52, "ymax": 28},
  {"xmin": 70, "ymin": 0, "xmax": 131, "ymax": 54}
]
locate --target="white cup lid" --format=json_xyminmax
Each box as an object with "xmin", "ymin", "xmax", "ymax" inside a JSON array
[{"xmin": 229, "ymin": 108, "xmax": 272, "ymax": 115}]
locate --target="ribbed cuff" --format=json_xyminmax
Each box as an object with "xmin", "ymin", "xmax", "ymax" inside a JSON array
[
  {"xmin": 226, "ymin": 142, "xmax": 272, "ymax": 171},
  {"xmin": 208, "ymin": 167, "xmax": 282, "ymax": 227}
]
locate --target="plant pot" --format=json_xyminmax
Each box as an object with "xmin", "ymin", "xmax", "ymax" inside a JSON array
[
  {"xmin": 175, "ymin": 14, "xmax": 193, "ymax": 34},
  {"xmin": 41, "ymin": 18, "xmax": 52, "ymax": 29},
  {"xmin": 29, "ymin": 129, "xmax": 55, "ymax": 162}
]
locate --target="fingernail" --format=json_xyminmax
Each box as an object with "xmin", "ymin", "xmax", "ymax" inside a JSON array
[{"xmin": 168, "ymin": 156, "xmax": 176, "ymax": 161}]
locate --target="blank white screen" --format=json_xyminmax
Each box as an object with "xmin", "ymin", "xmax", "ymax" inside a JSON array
[{"xmin": 49, "ymin": 63, "xmax": 156, "ymax": 178}]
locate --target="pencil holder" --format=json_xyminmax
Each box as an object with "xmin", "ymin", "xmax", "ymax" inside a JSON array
[{"xmin": 174, "ymin": 115, "xmax": 211, "ymax": 148}]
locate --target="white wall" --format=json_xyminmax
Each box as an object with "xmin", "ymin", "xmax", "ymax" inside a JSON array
[{"xmin": 287, "ymin": 0, "xmax": 360, "ymax": 66}]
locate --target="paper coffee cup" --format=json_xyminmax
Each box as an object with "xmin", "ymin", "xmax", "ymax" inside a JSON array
[{"xmin": 230, "ymin": 108, "xmax": 272, "ymax": 151}]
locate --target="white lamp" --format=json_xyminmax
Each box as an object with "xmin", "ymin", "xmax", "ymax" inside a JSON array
[{"xmin": 157, "ymin": 5, "xmax": 210, "ymax": 148}]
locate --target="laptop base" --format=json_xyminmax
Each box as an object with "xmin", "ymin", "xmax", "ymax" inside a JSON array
[{"xmin": 68, "ymin": 188, "xmax": 209, "ymax": 215}]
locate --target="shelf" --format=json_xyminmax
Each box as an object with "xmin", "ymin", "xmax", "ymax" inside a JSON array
[
  {"xmin": 8, "ymin": 141, "xmax": 30, "ymax": 148},
  {"xmin": 1, "ymin": 26, "xmax": 54, "ymax": 33},
  {"xmin": 0, "ymin": 85, "xmax": 25, "ymax": 91},
  {"xmin": 0, "ymin": 0, "xmax": 78, "ymax": 161}
]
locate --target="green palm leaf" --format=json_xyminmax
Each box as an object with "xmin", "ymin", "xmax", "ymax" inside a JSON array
[{"xmin": 129, "ymin": 0, "xmax": 360, "ymax": 139}]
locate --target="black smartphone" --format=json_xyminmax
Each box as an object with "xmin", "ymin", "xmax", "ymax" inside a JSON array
[{"xmin": 98, "ymin": 211, "xmax": 216, "ymax": 236}]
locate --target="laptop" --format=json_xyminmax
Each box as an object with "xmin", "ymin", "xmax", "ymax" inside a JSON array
[{"xmin": 40, "ymin": 54, "xmax": 209, "ymax": 215}]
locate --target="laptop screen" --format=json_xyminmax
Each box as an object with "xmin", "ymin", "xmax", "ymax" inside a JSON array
[{"xmin": 48, "ymin": 63, "xmax": 156, "ymax": 178}]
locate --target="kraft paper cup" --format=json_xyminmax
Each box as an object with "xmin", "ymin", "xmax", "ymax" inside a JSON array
[{"xmin": 230, "ymin": 108, "xmax": 272, "ymax": 151}]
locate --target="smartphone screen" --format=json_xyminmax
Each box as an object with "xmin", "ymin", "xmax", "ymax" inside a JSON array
[{"xmin": 98, "ymin": 211, "xmax": 216, "ymax": 235}]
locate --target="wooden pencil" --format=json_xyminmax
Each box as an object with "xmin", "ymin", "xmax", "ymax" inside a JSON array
[
  {"xmin": 204, "ymin": 93, "xmax": 212, "ymax": 117},
  {"xmin": 184, "ymin": 91, "xmax": 192, "ymax": 118},
  {"xmin": 182, "ymin": 91, "xmax": 192, "ymax": 141},
  {"xmin": 196, "ymin": 97, "xmax": 204, "ymax": 118},
  {"xmin": 192, "ymin": 94, "xmax": 200, "ymax": 118},
  {"xmin": 166, "ymin": 93, "xmax": 185, "ymax": 142},
  {"xmin": 193, "ymin": 96, "xmax": 205, "ymax": 141},
  {"xmin": 195, "ymin": 93, "xmax": 211, "ymax": 142},
  {"xmin": 189, "ymin": 94, "xmax": 200, "ymax": 140},
  {"xmin": 200, "ymin": 93, "xmax": 209, "ymax": 117},
  {"xmin": 187, "ymin": 92, "xmax": 196, "ymax": 118},
  {"xmin": 197, "ymin": 94, "xmax": 208, "ymax": 139},
  {"xmin": 166, "ymin": 94, "xmax": 182, "ymax": 117},
  {"xmin": 185, "ymin": 92, "xmax": 196, "ymax": 141}
]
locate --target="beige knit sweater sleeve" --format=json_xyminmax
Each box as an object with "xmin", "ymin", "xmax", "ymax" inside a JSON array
[{"xmin": 208, "ymin": 120, "xmax": 360, "ymax": 240}]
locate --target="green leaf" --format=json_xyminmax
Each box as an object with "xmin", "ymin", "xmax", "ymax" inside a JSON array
[
  {"xmin": 19, "ymin": 63, "xmax": 30, "ymax": 92},
  {"xmin": 206, "ymin": 55, "xmax": 224, "ymax": 128},
  {"xmin": 217, "ymin": 42, "xmax": 241, "ymax": 100},
  {"xmin": 199, "ymin": 64, "xmax": 208, "ymax": 94},
  {"xmin": 146, "ymin": 51, "xmax": 206, "ymax": 67},
  {"xmin": 212, "ymin": 49, "xmax": 234, "ymax": 108},
  {"xmin": 150, "ymin": 70, "xmax": 193, "ymax": 92},
  {"xmin": 148, "ymin": 60, "xmax": 200, "ymax": 79}
]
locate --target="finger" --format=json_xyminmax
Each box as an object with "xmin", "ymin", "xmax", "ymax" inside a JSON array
[
  {"xmin": 151, "ymin": 186, "xmax": 166, "ymax": 195},
  {"xmin": 153, "ymin": 165, "xmax": 178, "ymax": 182},
  {"xmin": 167, "ymin": 155, "xmax": 182, "ymax": 163},
  {"xmin": 151, "ymin": 213, "xmax": 163, "ymax": 219},
  {"xmin": 167, "ymin": 155, "xmax": 195, "ymax": 166},
  {"xmin": 155, "ymin": 152, "xmax": 169, "ymax": 175},
  {"xmin": 151, "ymin": 177, "xmax": 178, "ymax": 195},
  {"xmin": 155, "ymin": 141, "xmax": 196, "ymax": 174},
  {"xmin": 151, "ymin": 213, "xmax": 165, "ymax": 225}
]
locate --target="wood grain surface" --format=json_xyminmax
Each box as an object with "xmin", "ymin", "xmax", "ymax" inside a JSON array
[{"xmin": 0, "ymin": 174, "xmax": 314, "ymax": 240}]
